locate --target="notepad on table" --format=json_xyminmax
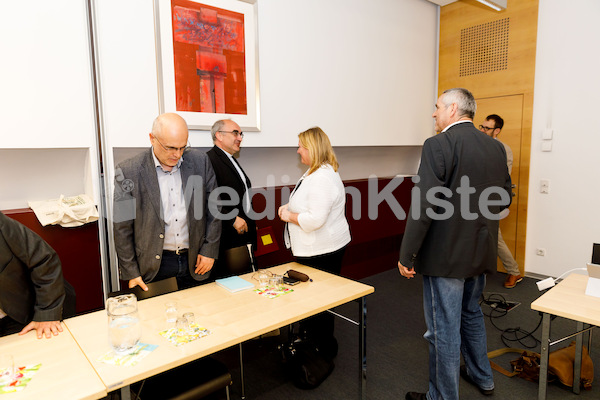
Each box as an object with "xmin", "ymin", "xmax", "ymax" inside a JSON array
[{"xmin": 215, "ymin": 276, "xmax": 254, "ymax": 293}]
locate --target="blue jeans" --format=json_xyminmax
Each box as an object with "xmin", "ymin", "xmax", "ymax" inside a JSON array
[
  {"xmin": 422, "ymin": 274, "xmax": 494, "ymax": 400},
  {"xmin": 153, "ymin": 251, "xmax": 201, "ymax": 290}
]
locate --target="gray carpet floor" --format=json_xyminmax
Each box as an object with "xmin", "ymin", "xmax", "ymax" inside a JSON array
[{"xmin": 209, "ymin": 268, "xmax": 600, "ymax": 400}]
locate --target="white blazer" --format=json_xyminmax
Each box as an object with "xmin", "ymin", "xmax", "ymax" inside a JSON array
[{"xmin": 287, "ymin": 164, "xmax": 351, "ymax": 257}]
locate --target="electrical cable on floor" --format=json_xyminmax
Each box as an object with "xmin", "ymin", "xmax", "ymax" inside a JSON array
[{"xmin": 480, "ymin": 292, "xmax": 542, "ymax": 348}]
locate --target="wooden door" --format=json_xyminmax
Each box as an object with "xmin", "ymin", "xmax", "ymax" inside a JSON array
[{"xmin": 475, "ymin": 95, "xmax": 524, "ymax": 274}]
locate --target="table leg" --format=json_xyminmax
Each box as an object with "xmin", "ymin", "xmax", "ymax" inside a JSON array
[
  {"xmin": 573, "ymin": 322, "xmax": 583, "ymax": 394},
  {"xmin": 120, "ymin": 386, "xmax": 131, "ymax": 400},
  {"xmin": 358, "ymin": 296, "xmax": 367, "ymax": 400},
  {"xmin": 538, "ymin": 312, "xmax": 551, "ymax": 400},
  {"xmin": 239, "ymin": 343, "xmax": 246, "ymax": 399},
  {"xmin": 588, "ymin": 327, "xmax": 593, "ymax": 358}
]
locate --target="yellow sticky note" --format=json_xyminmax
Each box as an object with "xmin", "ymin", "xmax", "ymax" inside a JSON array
[{"xmin": 261, "ymin": 234, "xmax": 273, "ymax": 246}]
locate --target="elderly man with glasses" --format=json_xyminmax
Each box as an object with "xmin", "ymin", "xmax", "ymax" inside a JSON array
[
  {"xmin": 113, "ymin": 113, "xmax": 221, "ymax": 291},
  {"xmin": 207, "ymin": 119, "xmax": 257, "ymax": 279}
]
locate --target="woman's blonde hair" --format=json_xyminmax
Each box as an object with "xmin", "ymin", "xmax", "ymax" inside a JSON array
[{"xmin": 298, "ymin": 127, "xmax": 339, "ymax": 175}]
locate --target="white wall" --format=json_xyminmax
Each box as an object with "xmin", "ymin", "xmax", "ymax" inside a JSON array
[
  {"xmin": 97, "ymin": 0, "xmax": 438, "ymax": 149},
  {"xmin": 526, "ymin": 0, "xmax": 600, "ymax": 278},
  {"xmin": 0, "ymin": 0, "xmax": 100, "ymax": 209}
]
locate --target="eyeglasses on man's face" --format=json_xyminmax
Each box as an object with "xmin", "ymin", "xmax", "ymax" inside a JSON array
[
  {"xmin": 153, "ymin": 135, "xmax": 190, "ymax": 153},
  {"xmin": 478, "ymin": 125, "xmax": 496, "ymax": 132},
  {"xmin": 219, "ymin": 130, "xmax": 244, "ymax": 138}
]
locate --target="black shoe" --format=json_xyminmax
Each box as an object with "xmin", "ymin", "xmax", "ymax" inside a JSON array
[
  {"xmin": 460, "ymin": 365, "xmax": 494, "ymax": 395},
  {"xmin": 405, "ymin": 392, "xmax": 427, "ymax": 400}
]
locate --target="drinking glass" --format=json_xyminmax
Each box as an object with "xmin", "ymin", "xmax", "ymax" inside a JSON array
[
  {"xmin": 183, "ymin": 312, "xmax": 195, "ymax": 326},
  {"xmin": 257, "ymin": 269, "xmax": 270, "ymax": 287},
  {"xmin": 165, "ymin": 301, "xmax": 178, "ymax": 324},
  {"xmin": 269, "ymin": 275, "xmax": 284, "ymax": 291},
  {"xmin": 176, "ymin": 316, "xmax": 188, "ymax": 337}
]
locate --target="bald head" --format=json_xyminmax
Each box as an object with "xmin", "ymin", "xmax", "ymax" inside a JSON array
[
  {"xmin": 149, "ymin": 113, "xmax": 189, "ymax": 171},
  {"xmin": 151, "ymin": 113, "xmax": 189, "ymax": 142}
]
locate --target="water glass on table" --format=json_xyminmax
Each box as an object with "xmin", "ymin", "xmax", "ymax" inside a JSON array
[{"xmin": 165, "ymin": 301, "xmax": 178, "ymax": 324}]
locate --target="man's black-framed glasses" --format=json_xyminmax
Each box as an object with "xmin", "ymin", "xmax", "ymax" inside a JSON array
[
  {"xmin": 478, "ymin": 125, "xmax": 495, "ymax": 132},
  {"xmin": 152, "ymin": 134, "xmax": 190, "ymax": 153},
  {"xmin": 219, "ymin": 130, "xmax": 244, "ymax": 138}
]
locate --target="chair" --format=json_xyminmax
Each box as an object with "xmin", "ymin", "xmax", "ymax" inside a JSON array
[
  {"xmin": 132, "ymin": 357, "xmax": 232, "ymax": 400},
  {"xmin": 129, "ymin": 277, "xmax": 178, "ymax": 300},
  {"xmin": 62, "ymin": 279, "xmax": 77, "ymax": 318},
  {"xmin": 221, "ymin": 244, "xmax": 254, "ymax": 276},
  {"xmin": 108, "ymin": 278, "xmax": 232, "ymax": 400}
]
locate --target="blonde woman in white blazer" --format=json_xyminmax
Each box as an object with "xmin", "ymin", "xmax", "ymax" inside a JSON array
[{"xmin": 278, "ymin": 127, "xmax": 351, "ymax": 358}]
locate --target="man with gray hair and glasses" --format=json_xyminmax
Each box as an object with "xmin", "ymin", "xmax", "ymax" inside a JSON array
[
  {"xmin": 207, "ymin": 119, "xmax": 256, "ymax": 279},
  {"xmin": 113, "ymin": 113, "xmax": 221, "ymax": 291},
  {"xmin": 399, "ymin": 88, "xmax": 512, "ymax": 400}
]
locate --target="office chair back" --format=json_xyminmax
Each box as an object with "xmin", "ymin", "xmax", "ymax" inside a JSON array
[
  {"xmin": 107, "ymin": 277, "xmax": 178, "ymax": 300},
  {"xmin": 130, "ymin": 277, "xmax": 178, "ymax": 300},
  {"xmin": 222, "ymin": 244, "xmax": 253, "ymax": 275}
]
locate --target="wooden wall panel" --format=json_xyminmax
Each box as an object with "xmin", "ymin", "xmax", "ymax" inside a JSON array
[{"xmin": 438, "ymin": 0, "xmax": 539, "ymax": 274}]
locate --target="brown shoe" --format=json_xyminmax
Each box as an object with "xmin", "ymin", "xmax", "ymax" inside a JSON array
[{"xmin": 504, "ymin": 274, "xmax": 523, "ymax": 288}]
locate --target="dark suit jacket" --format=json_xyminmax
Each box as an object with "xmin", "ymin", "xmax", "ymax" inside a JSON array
[
  {"xmin": 113, "ymin": 148, "xmax": 221, "ymax": 283},
  {"xmin": 207, "ymin": 146, "xmax": 257, "ymax": 251},
  {"xmin": 399, "ymin": 121, "xmax": 512, "ymax": 278},
  {"xmin": 0, "ymin": 212, "xmax": 65, "ymax": 325}
]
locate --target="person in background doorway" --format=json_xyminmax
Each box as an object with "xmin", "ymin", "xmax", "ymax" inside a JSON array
[
  {"xmin": 278, "ymin": 127, "xmax": 351, "ymax": 358},
  {"xmin": 479, "ymin": 114, "xmax": 523, "ymax": 288},
  {"xmin": 399, "ymin": 88, "xmax": 512, "ymax": 400}
]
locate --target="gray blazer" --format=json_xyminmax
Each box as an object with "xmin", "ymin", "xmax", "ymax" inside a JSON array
[
  {"xmin": 0, "ymin": 212, "xmax": 65, "ymax": 325},
  {"xmin": 113, "ymin": 148, "xmax": 221, "ymax": 283}
]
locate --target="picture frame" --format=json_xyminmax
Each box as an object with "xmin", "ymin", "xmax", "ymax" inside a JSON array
[{"xmin": 154, "ymin": 0, "xmax": 260, "ymax": 131}]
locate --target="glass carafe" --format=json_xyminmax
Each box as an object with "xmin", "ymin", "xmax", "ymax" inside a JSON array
[{"xmin": 106, "ymin": 293, "xmax": 141, "ymax": 355}]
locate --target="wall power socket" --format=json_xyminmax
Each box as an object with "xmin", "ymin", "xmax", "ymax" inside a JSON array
[{"xmin": 536, "ymin": 277, "xmax": 555, "ymax": 291}]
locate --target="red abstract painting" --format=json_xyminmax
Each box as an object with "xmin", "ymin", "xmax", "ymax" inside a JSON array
[{"xmin": 171, "ymin": 0, "xmax": 247, "ymax": 115}]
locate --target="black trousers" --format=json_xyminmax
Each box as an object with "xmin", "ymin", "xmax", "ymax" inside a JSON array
[{"xmin": 294, "ymin": 246, "xmax": 346, "ymax": 351}]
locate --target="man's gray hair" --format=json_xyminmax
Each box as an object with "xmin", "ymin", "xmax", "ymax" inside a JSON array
[
  {"xmin": 210, "ymin": 120, "xmax": 227, "ymax": 142},
  {"xmin": 442, "ymin": 88, "xmax": 477, "ymax": 119}
]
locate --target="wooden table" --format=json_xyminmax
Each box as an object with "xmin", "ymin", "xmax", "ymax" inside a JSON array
[
  {"xmin": 531, "ymin": 273, "xmax": 599, "ymax": 400},
  {"xmin": 64, "ymin": 262, "xmax": 374, "ymax": 399},
  {"xmin": 0, "ymin": 322, "xmax": 107, "ymax": 400}
]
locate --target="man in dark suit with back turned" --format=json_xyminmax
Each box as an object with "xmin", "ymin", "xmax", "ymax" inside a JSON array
[
  {"xmin": 0, "ymin": 211, "xmax": 65, "ymax": 338},
  {"xmin": 398, "ymin": 88, "xmax": 512, "ymax": 400},
  {"xmin": 113, "ymin": 113, "xmax": 221, "ymax": 291},
  {"xmin": 207, "ymin": 119, "xmax": 256, "ymax": 279}
]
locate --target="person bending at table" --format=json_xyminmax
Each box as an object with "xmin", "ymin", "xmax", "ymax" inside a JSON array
[
  {"xmin": 0, "ymin": 211, "xmax": 65, "ymax": 338},
  {"xmin": 278, "ymin": 127, "xmax": 351, "ymax": 358},
  {"xmin": 113, "ymin": 113, "xmax": 221, "ymax": 291}
]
